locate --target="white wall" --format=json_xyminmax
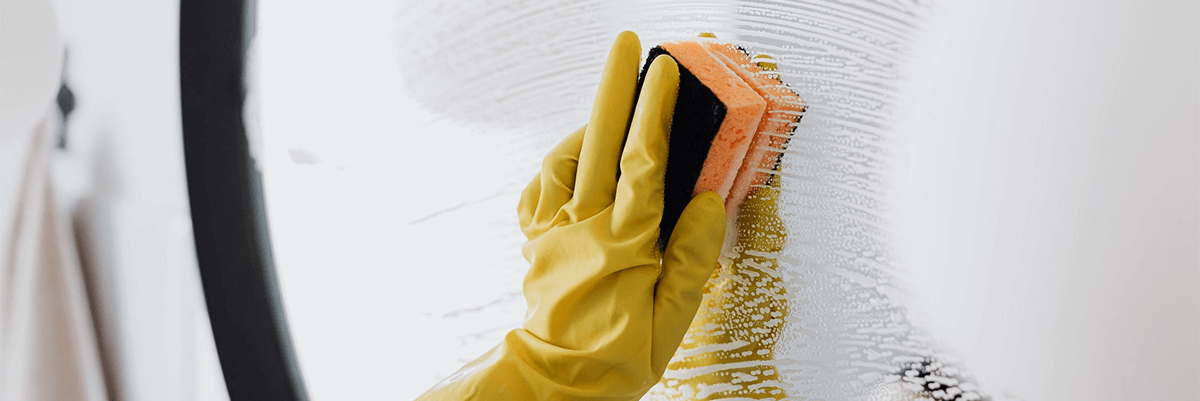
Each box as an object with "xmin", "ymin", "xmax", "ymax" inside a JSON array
[{"xmin": 49, "ymin": 1, "xmax": 228, "ymax": 400}]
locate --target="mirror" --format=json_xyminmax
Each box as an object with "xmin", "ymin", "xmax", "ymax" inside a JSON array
[{"xmin": 206, "ymin": 1, "xmax": 1198, "ymax": 400}]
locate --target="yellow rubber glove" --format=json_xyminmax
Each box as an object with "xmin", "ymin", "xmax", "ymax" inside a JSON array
[{"xmin": 415, "ymin": 31, "xmax": 728, "ymax": 401}]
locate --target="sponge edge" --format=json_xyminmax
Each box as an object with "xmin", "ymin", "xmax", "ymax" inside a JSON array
[
  {"xmin": 641, "ymin": 47, "xmax": 726, "ymax": 251},
  {"xmin": 702, "ymin": 41, "xmax": 807, "ymax": 221},
  {"xmin": 660, "ymin": 41, "xmax": 767, "ymax": 201}
]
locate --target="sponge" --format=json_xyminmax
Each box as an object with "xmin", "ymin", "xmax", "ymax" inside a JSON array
[
  {"xmin": 702, "ymin": 41, "xmax": 806, "ymax": 220},
  {"xmin": 641, "ymin": 41, "xmax": 766, "ymax": 249}
]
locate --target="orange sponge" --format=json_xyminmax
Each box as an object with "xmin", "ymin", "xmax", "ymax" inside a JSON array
[
  {"xmin": 702, "ymin": 41, "xmax": 806, "ymax": 218},
  {"xmin": 659, "ymin": 41, "xmax": 767, "ymax": 200}
]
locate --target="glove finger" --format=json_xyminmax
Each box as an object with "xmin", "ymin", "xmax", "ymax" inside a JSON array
[
  {"xmin": 528, "ymin": 126, "xmax": 585, "ymax": 237},
  {"xmin": 519, "ymin": 125, "xmax": 588, "ymax": 235},
  {"xmin": 567, "ymin": 31, "xmax": 642, "ymax": 220},
  {"xmin": 612, "ymin": 55, "xmax": 678, "ymax": 240},
  {"xmin": 651, "ymin": 191, "xmax": 726, "ymax": 373},
  {"xmin": 518, "ymin": 172, "xmax": 541, "ymax": 237}
]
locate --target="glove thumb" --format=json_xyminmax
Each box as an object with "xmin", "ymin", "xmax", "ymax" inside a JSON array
[{"xmin": 651, "ymin": 191, "xmax": 726, "ymax": 373}]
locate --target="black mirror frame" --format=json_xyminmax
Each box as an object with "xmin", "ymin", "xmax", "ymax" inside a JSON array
[{"xmin": 179, "ymin": 0, "xmax": 308, "ymax": 399}]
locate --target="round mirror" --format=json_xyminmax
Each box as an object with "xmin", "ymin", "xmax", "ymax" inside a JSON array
[{"xmin": 180, "ymin": 1, "xmax": 1198, "ymax": 400}]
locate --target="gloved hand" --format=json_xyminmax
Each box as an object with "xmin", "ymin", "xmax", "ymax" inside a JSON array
[{"xmin": 415, "ymin": 31, "xmax": 728, "ymax": 401}]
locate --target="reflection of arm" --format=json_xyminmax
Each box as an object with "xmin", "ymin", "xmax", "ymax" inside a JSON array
[{"xmin": 649, "ymin": 175, "xmax": 790, "ymax": 401}]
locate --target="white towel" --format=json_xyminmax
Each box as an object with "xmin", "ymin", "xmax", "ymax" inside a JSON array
[{"xmin": 1, "ymin": 122, "xmax": 107, "ymax": 401}]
